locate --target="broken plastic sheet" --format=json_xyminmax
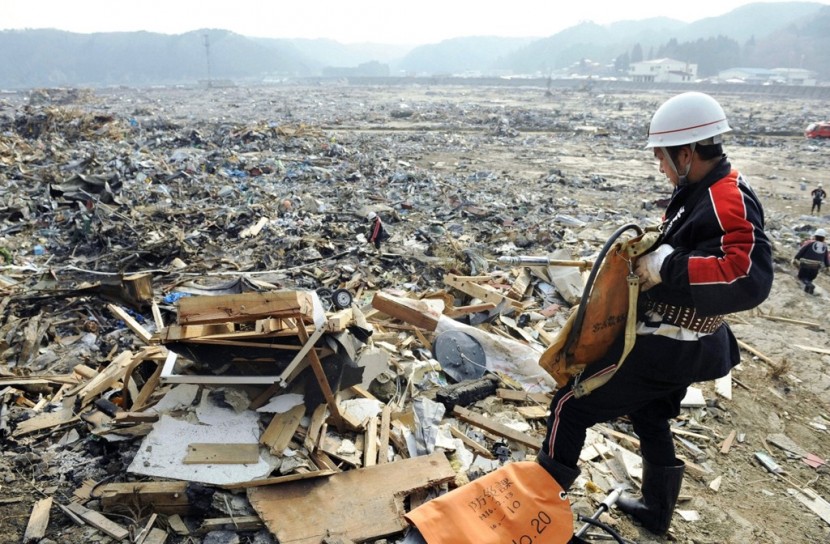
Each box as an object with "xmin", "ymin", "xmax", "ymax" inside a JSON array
[
  {"xmin": 129, "ymin": 385, "xmax": 281, "ymax": 485},
  {"xmin": 435, "ymin": 315, "xmax": 556, "ymax": 393}
]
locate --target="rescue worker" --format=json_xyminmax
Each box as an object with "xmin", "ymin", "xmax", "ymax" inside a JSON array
[
  {"xmin": 812, "ymin": 183, "xmax": 826, "ymax": 215},
  {"xmin": 366, "ymin": 211, "xmax": 389, "ymax": 251},
  {"xmin": 537, "ymin": 92, "xmax": 773, "ymax": 535},
  {"xmin": 793, "ymin": 228, "xmax": 830, "ymax": 294}
]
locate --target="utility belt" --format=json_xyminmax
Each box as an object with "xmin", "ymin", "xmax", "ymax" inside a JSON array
[
  {"xmin": 799, "ymin": 259, "xmax": 822, "ymax": 269},
  {"xmin": 640, "ymin": 299, "xmax": 724, "ymax": 334}
]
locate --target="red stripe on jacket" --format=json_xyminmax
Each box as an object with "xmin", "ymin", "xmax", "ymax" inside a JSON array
[{"xmin": 688, "ymin": 171, "xmax": 755, "ymax": 285}]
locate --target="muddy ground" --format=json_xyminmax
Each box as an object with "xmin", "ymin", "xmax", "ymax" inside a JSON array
[{"xmin": 0, "ymin": 83, "xmax": 829, "ymax": 544}]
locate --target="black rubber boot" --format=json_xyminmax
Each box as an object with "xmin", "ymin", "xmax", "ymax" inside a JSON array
[
  {"xmin": 617, "ymin": 459, "xmax": 685, "ymax": 535},
  {"xmin": 536, "ymin": 450, "xmax": 581, "ymax": 491}
]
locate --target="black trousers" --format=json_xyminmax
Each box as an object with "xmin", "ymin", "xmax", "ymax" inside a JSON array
[{"xmin": 541, "ymin": 327, "xmax": 737, "ymax": 471}]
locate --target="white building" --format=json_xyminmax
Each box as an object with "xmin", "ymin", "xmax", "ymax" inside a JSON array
[
  {"xmin": 717, "ymin": 67, "xmax": 817, "ymax": 86},
  {"xmin": 770, "ymin": 68, "xmax": 817, "ymax": 86},
  {"xmin": 717, "ymin": 67, "xmax": 775, "ymax": 84},
  {"xmin": 629, "ymin": 58, "xmax": 698, "ymax": 83}
]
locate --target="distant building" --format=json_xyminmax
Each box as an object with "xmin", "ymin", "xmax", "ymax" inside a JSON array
[
  {"xmin": 322, "ymin": 61, "xmax": 390, "ymax": 78},
  {"xmin": 629, "ymin": 58, "xmax": 697, "ymax": 83},
  {"xmin": 717, "ymin": 67, "xmax": 817, "ymax": 86},
  {"xmin": 770, "ymin": 68, "xmax": 817, "ymax": 86},
  {"xmin": 717, "ymin": 67, "xmax": 775, "ymax": 84}
]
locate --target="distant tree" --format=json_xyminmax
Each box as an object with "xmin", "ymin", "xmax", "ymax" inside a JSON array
[
  {"xmin": 647, "ymin": 46, "xmax": 654, "ymax": 60},
  {"xmin": 631, "ymin": 43, "xmax": 643, "ymax": 63},
  {"xmin": 652, "ymin": 35, "xmax": 742, "ymax": 77},
  {"xmin": 614, "ymin": 51, "xmax": 630, "ymax": 73}
]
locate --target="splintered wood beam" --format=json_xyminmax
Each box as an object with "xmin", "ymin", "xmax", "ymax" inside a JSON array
[
  {"xmin": 452, "ymin": 405, "xmax": 542, "ymax": 450},
  {"xmin": 64, "ymin": 501, "xmax": 130, "ymax": 541},
  {"xmin": 98, "ymin": 481, "xmax": 191, "ymax": 515},
  {"xmin": 508, "ymin": 268, "xmax": 533, "ymax": 301},
  {"xmin": 23, "ymin": 497, "xmax": 52, "ymax": 543},
  {"xmin": 377, "ymin": 405, "xmax": 391, "ymax": 464},
  {"xmin": 371, "ymin": 291, "xmax": 441, "ymax": 331},
  {"xmin": 107, "ymin": 304, "xmax": 153, "ymax": 344},
  {"xmin": 443, "ymin": 274, "xmax": 523, "ymax": 310},
  {"xmin": 297, "ymin": 325, "xmax": 344, "ymax": 431},
  {"xmin": 260, "ymin": 405, "xmax": 306, "ymax": 455},
  {"xmin": 176, "ymin": 291, "xmax": 314, "ymax": 325}
]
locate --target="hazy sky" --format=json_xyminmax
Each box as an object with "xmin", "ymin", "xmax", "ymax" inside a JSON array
[{"xmin": 5, "ymin": 0, "xmax": 829, "ymax": 45}]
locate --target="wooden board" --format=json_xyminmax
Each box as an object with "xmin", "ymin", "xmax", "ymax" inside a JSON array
[
  {"xmin": 65, "ymin": 501, "xmax": 130, "ymax": 541},
  {"xmin": 452, "ymin": 405, "xmax": 542, "ymax": 450},
  {"xmin": 248, "ymin": 452, "xmax": 455, "ymax": 544},
  {"xmin": 183, "ymin": 443, "xmax": 260, "ymax": 464},
  {"xmin": 371, "ymin": 292, "xmax": 442, "ymax": 332},
  {"xmin": 99, "ymin": 481, "xmax": 191, "ymax": 515},
  {"xmin": 260, "ymin": 405, "xmax": 306, "ymax": 455},
  {"xmin": 176, "ymin": 291, "xmax": 314, "ymax": 325},
  {"xmin": 23, "ymin": 497, "xmax": 52, "ymax": 542},
  {"xmin": 13, "ymin": 406, "xmax": 78, "ymax": 437}
]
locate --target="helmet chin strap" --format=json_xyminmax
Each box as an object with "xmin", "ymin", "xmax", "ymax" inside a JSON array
[{"xmin": 660, "ymin": 143, "xmax": 696, "ymax": 186}]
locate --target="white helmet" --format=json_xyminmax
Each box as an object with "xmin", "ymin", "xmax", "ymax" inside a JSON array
[
  {"xmin": 815, "ymin": 228, "xmax": 827, "ymax": 238},
  {"xmin": 366, "ymin": 211, "xmax": 377, "ymax": 221},
  {"xmin": 646, "ymin": 92, "xmax": 732, "ymax": 148}
]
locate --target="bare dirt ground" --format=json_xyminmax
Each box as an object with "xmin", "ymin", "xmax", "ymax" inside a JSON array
[{"xmin": 1, "ymin": 83, "xmax": 829, "ymax": 543}]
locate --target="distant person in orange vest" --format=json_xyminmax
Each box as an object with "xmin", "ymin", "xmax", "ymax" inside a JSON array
[
  {"xmin": 811, "ymin": 182, "xmax": 826, "ymax": 214},
  {"xmin": 367, "ymin": 211, "xmax": 389, "ymax": 251},
  {"xmin": 793, "ymin": 228, "xmax": 830, "ymax": 294}
]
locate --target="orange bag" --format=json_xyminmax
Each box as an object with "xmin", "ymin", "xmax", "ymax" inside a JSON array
[
  {"xmin": 405, "ymin": 461, "xmax": 572, "ymax": 544},
  {"xmin": 539, "ymin": 225, "xmax": 659, "ymax": 396}
]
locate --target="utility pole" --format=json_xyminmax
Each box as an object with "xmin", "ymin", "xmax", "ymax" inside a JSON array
[{"xmin": 203, "ymin": 33, "xmax": 212, "ymax": 88}]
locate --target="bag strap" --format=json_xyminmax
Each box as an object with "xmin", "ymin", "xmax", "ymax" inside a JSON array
[{"xmin": 572, "ymin": 271, "xmax": 639, "ymax": 398}]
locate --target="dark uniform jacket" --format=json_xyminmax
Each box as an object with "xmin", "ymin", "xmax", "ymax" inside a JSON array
[{"xmin": 642, "ymin": 157, "xmax": 773, "ymax": 318}]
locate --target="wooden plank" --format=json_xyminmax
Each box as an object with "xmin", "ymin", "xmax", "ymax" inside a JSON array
[
  {"xmin": 107, "ymin": 304, "xmax": 153, "ymax": 344},
  {"xmin": 23, "ymin": 497, "xmax": 52, "ymax": 543},
  {"xmin": 297, "ymin": 325, "xmax": 344, "ymax": 430},
  {"xmin": 130, "ymin": 361, "xmax": 163, "ymax": 412},
  {"xmin": 134, "ymin": 513, "xmax": 158, "ymax": 544},
  {"xmin": 788, "ymin": 488, "xmax": 830, "ymax": 526},
  {"xmin": 142, "ymin": 528, "xmax": 168, "ymax": 544},
  {"xmin": 449, "ymin": 426, "xmax": 495, "ymax": 460},
  {"xmin": 260, "ymin": 405, "xmax": 305, "ymax": 455},
  {"xmin": 114, "ymin": 412, "xmax": 160, "ymax": 423},
  {"xmin": 151, "ymin": 302, "xmax": 165, "ymax": 330},
  {"xmin": 197, "ymin": 516, "xmax": 263, "ymax": 534},
  {"xmin": 64, "ymin": 501, "xmax": 130, "ymax": 541},
  {"xmin": 452, "ymin": 405, "xmax": 542, "ymax": 450},
  {"xmin": 720, "ymin": 430, "xmax": 737, "ymax": 454},
  {"xmin": 222, "ymin": 469, "xmax": 337, "ymax": 490},
  {"xmin": 444, "ymin": 302, "xmax": 496, "ymax": 318},
  {"xmin": 377, "ymin": 405, "xmax": 391, "ymax": 464},
  {"xmin": 508, "ymin": 268, "xmax": 532, "ymax": 301},
  {"xmin": 162, "ymin": 323, "xmax": 235, "ymax": 342},
  {"xmin": 364, "ymin": 416, "xmax": 379, "ymax": 467},
  {"xmin": 75, "ymin": 351, "xmax": 136, "ymax": 407},
  {"xmin": 99, "ymin": 481, "xmax": 191, "ymax": 515},
  {"xmin": 183, "ymin": 443, "xmax": 260, "ymax": 464},
  {"xmin": 95, "ymin": 482, "xmax": 191, "ymax": 515},
  {"xmin": 326, "ymin": 308, "xmax": 354, "ymax": 332},
  {"xmin": 13, "ymin": 407, "xmax": 77, "ymax": 436},
  {"xmin": 496, "ymin": 388, "xmax": 552, "ymax": 404},
  {"xmin": 371, "ymin": 291, "xmax": 441, "ymax": 332},
  {"xmin": 176, "ymin": 291, "xmax": 314, "ymax": 325},
  {"xmin": 444, "ymin": 274, "xmax": 523, "ymax": 310},
  {"xmin": 248, "ymin": 452, "xmax": 456, "ymax": 544},
  {"xmin": 304, "ymin": 403, "xmax": 328, "ymax": 452}
]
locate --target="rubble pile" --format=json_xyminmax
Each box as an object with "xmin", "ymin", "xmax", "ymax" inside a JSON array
[{"xmin": 0, "ymin": 84, "xmax": 829, "ymax": 544}]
